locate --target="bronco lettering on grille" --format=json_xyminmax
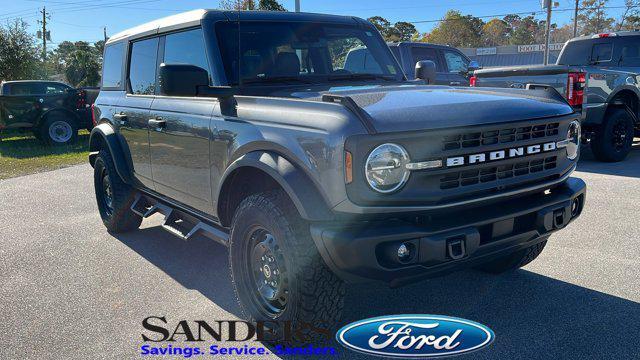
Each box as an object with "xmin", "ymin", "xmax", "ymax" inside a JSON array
[{"xmin": 446, "ymin": 142, "xmax": 557, "ymax": 167}]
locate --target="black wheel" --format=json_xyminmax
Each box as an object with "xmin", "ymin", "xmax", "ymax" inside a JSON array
[
  {"xmin": 39, "ymin": 113, "xmax": 78, "ymax": 146},
  {"xmin": 229, "ymin": 190, "xmax": 344, "ymax": 343},
  {"xmin": 475, "ymin": 239, "xmax": 548, "ymax": 274},
  {"xmin": 591, "ymin": 108, "xmax": 635, "ymax": 162},
  {"xmin": 94, "ymin": 149, "xmax": 142, "ymax": 233}
]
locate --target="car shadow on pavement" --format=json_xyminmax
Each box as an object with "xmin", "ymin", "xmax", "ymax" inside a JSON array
[
  {"xmin": 112, "ymin": 225, "xmax": 243, "ymax": 317},
  {"xmin": 577, "ymin": 140, "xmax": 640, "ymax": 178},
  {"xmin": 112, "ymin": 226, "xmax": 639, "ymax": 360},
  {"xmin": 340, "ymin": 269, "xmax": 640, "ymax": 359}
]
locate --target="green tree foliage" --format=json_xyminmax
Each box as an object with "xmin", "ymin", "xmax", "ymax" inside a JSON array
[
  {"xmin": 0, "ymin": 20, "xmax": 43, "ymax": 81},
  {"xmin": 220, "ymin": 0, "xmax": 287, "ymax": 11},
  {"xmin": 578, "ymin": 0, "xmax": 615, "ymax": 35},
  {"xmin": 367, "ymin": 16, "xmax": 417, "ymax": 42},
  {"xmin": 259, "ymin": 0, "xmax": 287, "ymax": 11},
  {"xmin": 424, "ymin": 10, "xmax": 483, "ymax": 47},
  {"xmin": 482, "ymin": 19, "xmax": 510, "ymax": 46},
  {"xmin": 503, "ymin": 15, "xmax": 546, "ymax": 45},
  {"xmin": 616, "ymin": 0, "xmax": 640, "ymax": 30},
  {"xmin": 48, "ymin": 41, "xmax": 102, "ymax": 87}
]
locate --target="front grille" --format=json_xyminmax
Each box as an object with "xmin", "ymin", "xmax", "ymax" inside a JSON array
[
  {"xmin": 440, "ymin": 156, "xmax": 558, "ymax": 189},
  {"xmin": 443, "ymin": 123, "xmax": 559, "ymax": 151}
]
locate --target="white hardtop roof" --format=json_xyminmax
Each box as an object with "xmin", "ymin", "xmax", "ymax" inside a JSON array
[{"xmin": 107, "ymin": 9, "xmax": 208, "ymax": 44}]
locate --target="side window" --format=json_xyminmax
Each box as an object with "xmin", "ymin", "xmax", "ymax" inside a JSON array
[
  {"xmin": 443, "ymin": 50, "xmax": 469, "ymax": 73},
  {"xmin": 163, "ymin": 28, "xmax": 210, "ymax": 79},
  {"xmin": 8, "ymin": 83, "xmax": 38, "ymax": 95},
  {"xmin": 591, "ymin": 43, "xmax": 613, "ymax": 63},
  {"xmin": 343, "ymin": 47, "xmax": 383, "ymax": 74},
  {"xmin": 102, "ymin": 42, "xmax": 125, "ymax": 88},
  {"xmin": 45, "ymin": 84, "xmax": 68, "ymax": 94},
  {"xmin": 618, "ymin": 39, "xmax": 640, "ymax": 66},
  {"xmin": 128, "ymin": 37, "xmax": 159, "ymax": 95},
  {"xmin": 411, "ymin": 47, "xmax": 443, "ymax": 72}
]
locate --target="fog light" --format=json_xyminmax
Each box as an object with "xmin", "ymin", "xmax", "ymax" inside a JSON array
[{"xmin": 398, "ymin": 243, "xmax": 411, "ymax": 261}]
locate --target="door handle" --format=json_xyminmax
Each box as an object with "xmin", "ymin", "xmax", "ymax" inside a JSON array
[
  {"xmin": 449, "ymin": 81, "xmax": 462, "ymax": 86},
  {"xmin": 114, "ymin": 113, "xmax": 128, "ymax": 126},
  {"xmin": 148, "ymin": 118, "xmax": 166, "ymax": 131}
]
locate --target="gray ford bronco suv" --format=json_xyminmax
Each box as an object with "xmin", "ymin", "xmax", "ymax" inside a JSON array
[{"xmin": 89, "ymin": 10, "xmax": 586, "ymax": 334}]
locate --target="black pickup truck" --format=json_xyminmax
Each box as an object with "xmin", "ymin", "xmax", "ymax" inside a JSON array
[
  {"xmin": 0, "ymin": 80, "xmax": 97, "ymax": 145},
  {"xmin": 472, "ymin": 32, "xmax": 640, "ymax": 162}
]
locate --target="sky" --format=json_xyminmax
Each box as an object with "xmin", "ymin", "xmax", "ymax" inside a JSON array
[{"xmin": 0, "ymin": 0, "xmax": 634, "ymax": 47}]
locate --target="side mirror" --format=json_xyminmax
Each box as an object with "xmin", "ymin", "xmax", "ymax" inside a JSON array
[
  {"xmin": 159, "ymin": 63, "xmax": 209, "ymax": 97},
  {"xmin": 415, "ymin": 60, "xmax": 436, "ymax": 84},
  {"xmin": 468, "ymin": 60, "xmax": 481, "ymax": 72}
]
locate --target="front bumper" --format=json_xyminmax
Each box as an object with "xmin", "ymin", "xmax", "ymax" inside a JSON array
[{"xmin": 310, "ymin": 177, "xmax": 586, "ymax": 286}]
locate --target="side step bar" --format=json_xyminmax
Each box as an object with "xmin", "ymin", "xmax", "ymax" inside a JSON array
[{"xmin": 130, "ymin": 194, "xmax": 229, "ymax": 246}]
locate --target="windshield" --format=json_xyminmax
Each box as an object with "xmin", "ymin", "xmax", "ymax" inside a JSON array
[{"xmin": 216, "ymin": 21, "xmax": 404, "ymax": 86}]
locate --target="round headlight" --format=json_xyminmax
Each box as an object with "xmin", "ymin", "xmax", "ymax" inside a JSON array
[
  {"xmin": 365, "ymin": 143, "xmax": 410, "ymax": 193},
  {"xmin": 566, "ymin": 120, "xmax": 581, "ymax": 160}
]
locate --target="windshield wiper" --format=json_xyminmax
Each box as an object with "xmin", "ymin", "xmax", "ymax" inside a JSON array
[
  {"xmin": 327, "ymin": 73, "xmax": 397, "ymax": 82},
  {"xmin": 242, "ymin": 76, "xmax": 314, "ymax": 85}
]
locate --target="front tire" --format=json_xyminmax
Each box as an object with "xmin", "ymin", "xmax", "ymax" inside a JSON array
[
  {"xmin": 40, "ymin": 113, "xmax": 78, "ymax": 146},
  {"xmin": 475, "ymin": 238, "xmax": 548, "ymax": 274},
  {"xmin": 591, "ymin": 108, "xmax": 635, "ymax": 162},
  {"xmin": 94, "ymin": 149, "xmax": 142, "ymax": 233},
  {"xmin": 229, "ymin": 190, "xmax": 345, "ymax": 343}
]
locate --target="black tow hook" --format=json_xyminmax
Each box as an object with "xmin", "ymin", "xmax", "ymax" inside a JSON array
[
  {"xmin": 553, "ymin": 209, "xmax": 566, "ymax": 229},
  {"xmin": 447, "ymin": 238, "xmax": 466, "ymax": 260}
]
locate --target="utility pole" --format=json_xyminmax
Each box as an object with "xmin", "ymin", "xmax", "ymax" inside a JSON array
[
  {"xmin": 295, "ymin": 0, "xmax": 300, "ymax": 12},
  {"xmin": 543, "ymin": 0, "xmax": 552, "ymax": 65},
  {"xmin": 38, "ymin": 7, "xmax": 50, "ymax": 62},
  {"xmin": 573, "ymin": 0, "xmax": 579, "ymax": 37},
  {"xmin": 103, "ymin": 26, "xmax": 108, "ymax": 42}
]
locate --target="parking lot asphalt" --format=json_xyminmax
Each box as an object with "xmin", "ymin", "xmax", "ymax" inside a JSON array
[{"xmin": 0, "ymin": 142, "xmax": 639, "ymax": 359}]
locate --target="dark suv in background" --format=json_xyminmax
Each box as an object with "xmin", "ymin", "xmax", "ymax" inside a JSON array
[
  {"xmin": 0, "ymin": 80, "xmax": 96, "ymax": 145},
  {"xmin": 389, "ymin": 42, "xmax": 480, "ymax": 85}
]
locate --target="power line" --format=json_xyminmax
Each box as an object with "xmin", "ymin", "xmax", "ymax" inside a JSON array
[{"xmin": 408, "ymin": 5, "xmax": 639, "ymax": 24}]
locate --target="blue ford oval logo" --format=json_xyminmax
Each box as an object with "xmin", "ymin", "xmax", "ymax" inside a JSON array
[{"xmin": 336, "ymin": 315, "xmax": 494, "ymax": 358}]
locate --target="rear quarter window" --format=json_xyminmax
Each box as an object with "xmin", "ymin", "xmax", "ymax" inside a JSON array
[
  {"xmin": 557, "ymin": 40, "xmax": 593, "ymax": 65},
  {"xmin": 102, "ymin": 42, "xmax": 125, "ymax": 88},
  {"xmin": 591, "ymin": 42, "xmax": 613, "ymax": 63}
]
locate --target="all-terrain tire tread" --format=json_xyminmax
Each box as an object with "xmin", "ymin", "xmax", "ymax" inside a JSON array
[
  {"xmin": 229, "ymin": 190, "xmax": 344, "ymax": 340},
  {"xmin": 95, "ymin": 149, "xmax": 142, "ymax": 233}
]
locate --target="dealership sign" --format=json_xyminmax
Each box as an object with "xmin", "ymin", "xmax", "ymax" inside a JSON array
[
  {"xmin": 336, "ymin": 315, "xmax": 494, "ymax": 358},
  {"xmin": 476, "ymin": 47, "xmax": 497, "ymax": 55},
  {"xmin": 518, "ymin": 43, "xmax": 564, "ymax": 52}
]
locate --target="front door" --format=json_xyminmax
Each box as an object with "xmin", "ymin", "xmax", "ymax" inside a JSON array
[
  {"xmin": 148, "ymin": 27, "xmax": 215, "ymax": 214},
  {"xmin": 118, "ymin": 36, "xmax": 159, "ymax": 189},
  {"xmin": 409, "ymin": 46, "xmax": 449, "ymax": 84},
  {"xmin": 443, "ymin": 49, "xmax": 471, "ymax": 87}
]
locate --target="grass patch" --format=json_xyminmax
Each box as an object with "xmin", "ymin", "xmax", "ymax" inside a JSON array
[{"xmin": 0, "ymin": 130, "xmax": 90, "ymax": 180}]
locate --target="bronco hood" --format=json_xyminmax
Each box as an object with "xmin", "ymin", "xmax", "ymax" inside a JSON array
[{"xmin": 294, "ymin": 85, "xmax": 574, "ymax": 133}]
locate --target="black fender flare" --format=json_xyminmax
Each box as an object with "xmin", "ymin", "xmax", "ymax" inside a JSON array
[
  {"xmin": 218, "ymin": 151, "xmax": 334, "ymax": 224},
  {"xmin": 88, "ymin": 122, "xmax": 134, "ymax": 184},
  {"xmin": 605, "ymin": 87, "xmax": 640, "ymax": 122},
  {"xmin": 37, "ymin": 107, "xmax": 80, "ymax": 129}
]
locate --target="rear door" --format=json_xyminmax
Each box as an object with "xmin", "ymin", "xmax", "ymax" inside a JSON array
[
  {"xmin": 119, "ymin": 36, "xmax": 159, "ymax": 189},
  {"xmin": 0, "ymin": 82, "xmax": 44, "ymax": 128},
  {"xmin": 148, "ymin": 28, "xmax": 215, "ymax": 214},
  {"xmin": 409, "ymin": 46, "xmax": 449, "ymax": 84}
]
